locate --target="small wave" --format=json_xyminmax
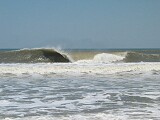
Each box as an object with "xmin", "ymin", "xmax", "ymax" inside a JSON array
[
  {"xmin": 124, "ymin": 52, "xmax": 160, "ymax": 62},
  {"xmin": 76, "ymin": 53, "xmax": 124, "ymax": 64},
  {"xmin": 71, "ymin": 50, "xmax": 160, "ymax": 63},
  {"xmin": 0, "ymin": 48, "xmax": 71, "ymax": 63},
  {"xmin": 91, "ymin": 52, "xmax": 160, "ymax": 63}
]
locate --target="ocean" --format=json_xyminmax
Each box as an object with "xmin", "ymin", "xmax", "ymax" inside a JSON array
[{"xmin": 0, "ymin": 48, "xmax": 160, "ymax": 120}]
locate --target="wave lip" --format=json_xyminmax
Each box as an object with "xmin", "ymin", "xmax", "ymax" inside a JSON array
[{"xmin": 0, "ymin": 48, "xmax": 71, "ymax": 63}]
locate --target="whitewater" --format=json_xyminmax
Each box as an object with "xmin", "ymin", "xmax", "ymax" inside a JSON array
[{"xmin": 0, "ymin": 48, "xmax": 160, "ymax": 120}]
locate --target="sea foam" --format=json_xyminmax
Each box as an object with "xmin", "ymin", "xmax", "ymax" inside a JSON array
[
  {"xmin": 0, "ymin": 62, "xmax": 160, "ymax": 78},
  {"xmin": 2, "ymin": 113, "xmax": 128, "ymax": 120}
]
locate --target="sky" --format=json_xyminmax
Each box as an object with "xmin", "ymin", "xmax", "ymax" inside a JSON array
[{"xmin": 0, "ymin": 0, "xmax": 160, "ymax": 49}]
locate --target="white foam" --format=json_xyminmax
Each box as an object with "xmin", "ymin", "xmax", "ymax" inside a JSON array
[
  {"xmin": 2, "ymin": 113, "xmax": 128, "ymax": 120},
  {"xmin": 0, "ymin": 88, "xmax": 2, "ymax": 92},
  {"xmin": 141, "ymin": 92, "xmax": 160, "ymax": 100},
  {"xmin": 1, "ymin": 62, "xmax": 160, "ymax": 120},
  {"xmin": 0, "ymin": 100, "xmax": 14, "ymax": 107},
  {"xmin": 0, "ymin": 63, "xmax": 160, "ymax": 77},
  {"xmin": 93, "ymin": 53, "xmax": 124, "ymax": 63},
  {"xmin": 76, "ymin": 53, "xmax": 124, "ymax": 64}
]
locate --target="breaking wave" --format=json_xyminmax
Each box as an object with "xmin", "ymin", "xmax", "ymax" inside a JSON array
[
  {"xmin": 93, "ymin": 53, "xmax": 124, "ymax": 63},
  {"xmin": 0, "ymin": 49, "xmax": 160, "ymax": 64},
  {"xmin": 75, "ymin": 51, "xmax": 160, "ymax": 64},
  {"xmin": 76, "ymin": 53, "xmax": 124, "ymax": 64},
  {"xmin": 0, "ymin": 48, "xmax": 71, "ymax": 63}
]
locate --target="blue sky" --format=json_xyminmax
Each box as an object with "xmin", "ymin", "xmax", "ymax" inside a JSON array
[{"xmin": 0, "ymin": 0, "xmax": 160, "ymax": 49}]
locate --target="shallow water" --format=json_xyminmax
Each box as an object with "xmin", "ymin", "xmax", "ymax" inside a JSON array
[{"xmin": 0, "ymin": 62, "xmax": 160, "ymax": 120}]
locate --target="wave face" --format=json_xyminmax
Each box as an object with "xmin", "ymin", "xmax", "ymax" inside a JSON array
[
  {"xmin": 0, "ymin": 48, "xmax": 71, "ymax": 63},
  {"xmin": 124, "ymin": 52, "xmax": 160, "ymax": 62}
]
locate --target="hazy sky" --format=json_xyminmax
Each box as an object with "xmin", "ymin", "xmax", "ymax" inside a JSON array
[{"xmin": 0, "ymin": 0, "xmax": 160, "ymax": 49}]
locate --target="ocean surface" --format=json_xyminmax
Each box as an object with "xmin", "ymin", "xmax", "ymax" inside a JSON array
[{"xmin": 0, "ymin": 48, "xmax": 160, "ymax": 120}]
